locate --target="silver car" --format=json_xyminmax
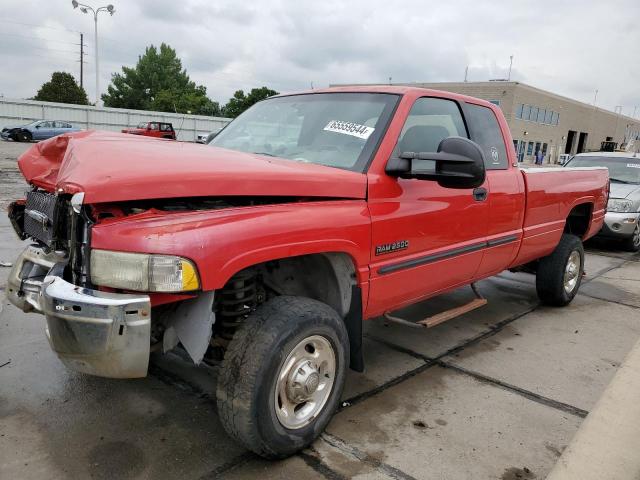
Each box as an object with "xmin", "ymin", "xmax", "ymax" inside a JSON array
[
  {"xmin": 1, "ymin": 120, "xmax": 80, "ymax": 142},
  {"xmin": 566, "ymin": 152, "xmax": 640, "ymax": 251}
]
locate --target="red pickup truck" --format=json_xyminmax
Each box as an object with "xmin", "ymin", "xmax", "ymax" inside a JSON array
[
  {"xmin": 7, "ymin": 86, "xmax": 608, "ymax": 458},
  {"xmin": 121, "ymin": 121, "xmax": 176, "ymax": 139}
]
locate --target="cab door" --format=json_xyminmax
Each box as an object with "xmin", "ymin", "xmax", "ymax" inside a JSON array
[
  {"xmin": 366, "ymin": 96, "xmax": 489, "ymax": 317},
  {"xmin": 148, "ymin": 122, "xmax": 160, "ymax": 137},
  {"xmin": 34, "ymin": 121, "xmax": 53, "ymax": 139},
  {"xmin": 463, "ymin": 102, "xmax": 524, "ymax": 278}
]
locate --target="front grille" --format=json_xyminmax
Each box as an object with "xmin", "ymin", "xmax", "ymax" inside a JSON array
[
  {"xmin": 24, "ymin": 191, "xmax": 60, "ymax": 247},
  {"xmin": 21, "ymin": 190, "xmax": 91, "ymax": 286}
]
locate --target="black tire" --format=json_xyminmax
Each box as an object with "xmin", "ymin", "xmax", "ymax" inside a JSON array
[
  {"xmin": 536, "ymin": 234, "xmax": 584, "ymax": 306},
  {"xmin": 16, "ymin": 130, "xmax": 31, "ymax": 142},
  {"xmin": 217, "ymin": 296, "xmax": 349, "ymax": 459},
  {"xmin": 621, "ymin": 224, "xmax": 640, "ymax": 252}
]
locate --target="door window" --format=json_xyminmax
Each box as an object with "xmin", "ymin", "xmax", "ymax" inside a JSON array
[
  {"xmin": 464, "ymin": 104, "xmax": 508, "ymax": 170},
  {"xmin": 149, "ymin": 122, "xmax": 159, "ymax": 130},
  {"xmin": 395, "ymin": 97, "xmax": 467, "ymax": 154}
]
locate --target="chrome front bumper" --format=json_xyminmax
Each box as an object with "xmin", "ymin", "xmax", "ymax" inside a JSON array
[{"xmin": 6, "ymin": 245, "xmax": 151, "ymax": 378}]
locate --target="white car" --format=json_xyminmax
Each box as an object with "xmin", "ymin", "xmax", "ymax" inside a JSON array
[
  {"xmin": 196, "ymin": 133, "xmax": 209, "ymax": 144},
  {"xmin": 565, "ymin": 151, "xmax": 640, "ymax": 251},
  {"xmin": 558, "ymin": 154, "xmax": 573, "ymax": 165},
  {"xmin": 196, "ymin": 127, "xmax": 224, "ymax": 144}
]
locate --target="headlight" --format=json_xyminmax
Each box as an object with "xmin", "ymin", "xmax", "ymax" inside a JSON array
[
  {"xmin": 607, "ymin": 198, "xmax": 634, "ymax": 213},
  {"xmin": 90, "ymin": 250, "xmax": 200, "ymax": 292}
]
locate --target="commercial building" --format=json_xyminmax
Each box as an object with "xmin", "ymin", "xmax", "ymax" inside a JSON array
[{"xmin": 340, "ymin": 81, "xmax": 640, "ymax": 163}]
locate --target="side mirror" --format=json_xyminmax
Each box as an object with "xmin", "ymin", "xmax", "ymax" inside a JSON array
[
  {"xmin": 386, "ymin": 136, "xmax": 486, "ymax": 189},
  {"xmin": 35, "ymin": 125, "xmax": 41, "ymax": 129}
]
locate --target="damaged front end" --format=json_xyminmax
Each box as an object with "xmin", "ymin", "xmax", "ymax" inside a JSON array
[
  {"xmin": 6, "ymin": 190, "xmax": 215, "ymax": 378},
  {"xmin": 6, "ymin": 245, "xmax": 151, "ymax": 378},
  {"xmin": 6, "ymin": 191, "xmax": 154, "ymax": 378}
]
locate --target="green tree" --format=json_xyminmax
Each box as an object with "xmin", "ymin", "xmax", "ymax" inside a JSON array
[
  {"xmin": 222, "ymin": 87, "xmax": 279, "ymax": 118},
  {"xmin": 102, "ymin": 43, "xmax": 220, "ymax": 115},
  {"xmin": 33, "ymin": 72, "xmax": 89, "ymax": 105}
]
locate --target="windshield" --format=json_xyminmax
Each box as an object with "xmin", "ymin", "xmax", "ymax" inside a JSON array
[
  {"xmin": 137, "ymin": 122, "xmax": 148, "ymax": 128},
  {"xmin": 567, "ymin": 156, "xmax": 640, "ymax": 184},
  {"xmin": 209, "ymin": 93, "xmax": 399, "ymax": 172}
]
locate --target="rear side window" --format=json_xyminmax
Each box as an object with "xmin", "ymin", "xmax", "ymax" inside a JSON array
[
  {"xmin": 465, "ymin": 104, "xmax": 508, "ymax": 170},
  {"xmin": 395, "ymin": 97, "xmax": 468, "ymax": 156}
]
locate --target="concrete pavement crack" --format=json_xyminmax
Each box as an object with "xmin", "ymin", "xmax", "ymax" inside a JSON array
[
  {"xmin": 320, "ymin": 433, "xmax": 419, "ymax": 480},
  {"xmin": 299, "ymin": 448, "xmax": 349, "ymax": 480},
  {"xmin": 365, "ymin": 328, "xmax": 588, "ymax": 419},
  {"xmin": 199, "ymin": 452, "xmax": 254, "ymax": 479},
  {"xmin": 346, "ymin": 305, "xmax": 539, "ymax": 409},
  {"xmin": 437, "ymin": 361, "xmax": 588, "ymax": 418},
  {"xmin": 576, "ymin": 292, "xmax": 639, "ymax": 310}
]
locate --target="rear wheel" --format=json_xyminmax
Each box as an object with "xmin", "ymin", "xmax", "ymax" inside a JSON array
[
  {"xmin": 621, "ymin": 223, "xmax": 640, "ymax": 252},
  {"xmin": 536, "ymin": 234, "xmax": 584, "ymax": 306},
  {"xmin": 217, "ymin": 296, "xmax": 348, "ymax": 459}
]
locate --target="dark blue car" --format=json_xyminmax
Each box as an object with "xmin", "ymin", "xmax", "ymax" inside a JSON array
[{"xmin": 1, "ymin": 120, "xmax": 81, "ymax": 142}]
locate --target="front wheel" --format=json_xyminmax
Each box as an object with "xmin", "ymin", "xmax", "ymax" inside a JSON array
[
  {"xmin": 216, "ymin": 296, "xmax": 349, "ymax": 459},
  {"xmin": 16, "ymin": 131, "xmax": 32, "ymax": 142},
  {"xmin": 621, "ymin": 223, "xmax": 640, "ymax": 252},
  {"xmin": 536, "ymin": 234, "xmax": 584, "ymax": 306}
]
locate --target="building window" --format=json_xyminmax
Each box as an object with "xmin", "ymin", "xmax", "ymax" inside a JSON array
[
  {"xmin": 538, "ymin": 108, "xmax": 546, "ymax": 123},
  {"xmin": 516, "ymin": 104, "xmax": 524, "ymax": 119},
  {"xmin": 527, "ymin": 141, "xmax": 534, "ymax": 155},
  {"xmin": 545, "ymin": 110, "xmax": 553, "ymax": 125},
  {"xmin": 529, "ymin": 106, "xmax": 539, "ymax": 122},
  {"xmin": 552, "ymin": 112, "xmax": 559, "ymax": 125},
  {"xmin": 522, "ymin": 104, "xmax": 531, "ymax": 121}
]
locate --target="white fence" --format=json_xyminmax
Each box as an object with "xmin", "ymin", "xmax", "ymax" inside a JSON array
[{"xmin": 0, "ymin": 98, "xmax": 232, "ymax": 142}]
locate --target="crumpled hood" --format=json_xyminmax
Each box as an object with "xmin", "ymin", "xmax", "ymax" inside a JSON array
[
  {"xmin": 609, "ymin": 182, "xmax": 640, "ymax": 200},
  {"xmin": 17, "ymin": 130, "xmax": 367, "ymax": 204}
]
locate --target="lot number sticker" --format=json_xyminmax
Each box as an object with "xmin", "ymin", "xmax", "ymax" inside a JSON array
[
  {"xmin": 324, "ymin": 120, "xmax": 374, "ymax": 140},
  {"xmin": 627, "ymin": 163, "xmax": 640, "ymax": 169}
]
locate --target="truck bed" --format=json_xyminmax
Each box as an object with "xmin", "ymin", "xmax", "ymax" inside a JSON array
[{"xmin": 511, "ymin": 166, "xmax": 609, "ymax": 267}]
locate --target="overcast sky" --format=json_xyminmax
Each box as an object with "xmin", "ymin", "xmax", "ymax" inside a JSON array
[{"xmin": 0, "ymin": 0, "xmax": 638, "ymax": 116}]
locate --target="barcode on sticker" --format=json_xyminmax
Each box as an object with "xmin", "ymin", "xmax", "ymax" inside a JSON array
[
  {"xmin": 627, "ymin": 163, "xmax": 640, "ymax": 169},
  {"xmin": 324, "ymin": 120, "xmax": 374, "ymax": 140}
]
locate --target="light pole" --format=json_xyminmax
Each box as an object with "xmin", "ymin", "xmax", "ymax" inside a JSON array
[{"xmin": 72, "ymin": 1, "xmax": 115, "ymax": 107}]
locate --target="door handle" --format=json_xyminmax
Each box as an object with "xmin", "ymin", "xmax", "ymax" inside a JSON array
[{"xmin": 473, "ymin": 187, "xmax": 488, "ymax": 202}]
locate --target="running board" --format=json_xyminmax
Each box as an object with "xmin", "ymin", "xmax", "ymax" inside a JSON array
[{"xmin": 383, "ymin": 283, "xmax": 487, "ymax": 329}]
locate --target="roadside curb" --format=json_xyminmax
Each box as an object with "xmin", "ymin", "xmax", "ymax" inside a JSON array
[{"xmin": 547, "ymin": 334, "xmax": 640, "ymax": 480}]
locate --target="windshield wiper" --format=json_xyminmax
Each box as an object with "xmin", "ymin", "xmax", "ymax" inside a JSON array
[
  {"xmin": 610, "ymin": 178, "xmax": 635, "ymax": 184},
  {"xmin": 252, "ymin": 151, "xmax": 277, "ymax": 157}
]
